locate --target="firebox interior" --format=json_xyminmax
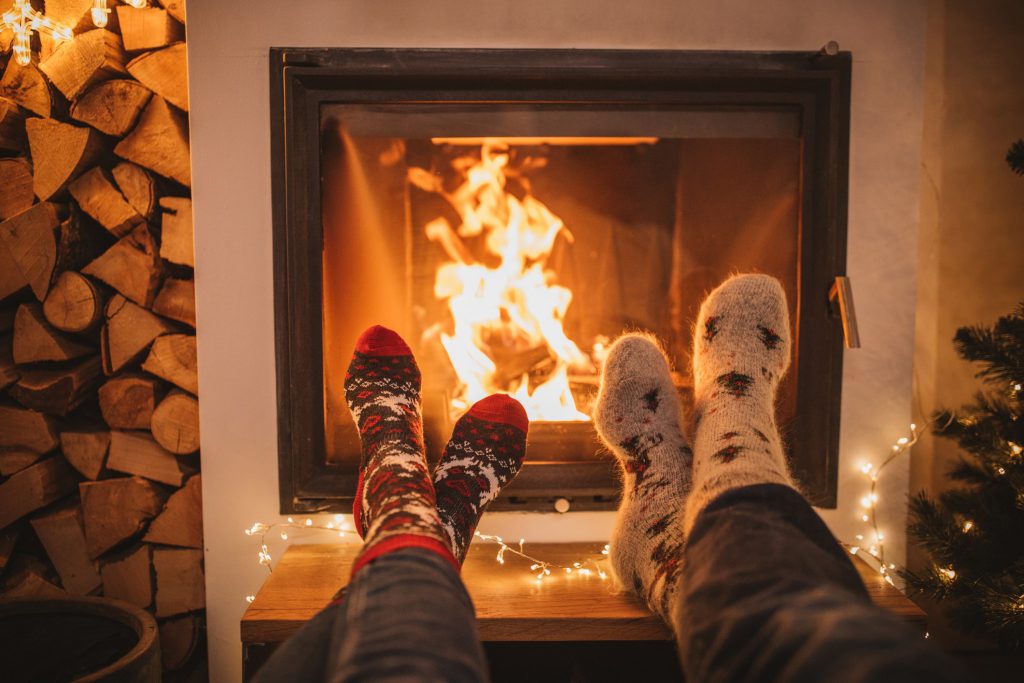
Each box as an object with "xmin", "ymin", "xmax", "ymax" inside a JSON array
[{"xmin": 321, "ymin": 104, "xmax": 801, "ymax": 498}]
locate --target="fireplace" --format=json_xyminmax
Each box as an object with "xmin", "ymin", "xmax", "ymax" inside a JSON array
[{"xmin": 271, "ymin": 48, "xmax": 851, "ymax": 513}]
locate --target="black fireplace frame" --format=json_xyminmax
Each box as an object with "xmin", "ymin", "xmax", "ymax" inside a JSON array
[{"xmin": 270, "ymin": 47, "xmax": 851, "ymax": 514}]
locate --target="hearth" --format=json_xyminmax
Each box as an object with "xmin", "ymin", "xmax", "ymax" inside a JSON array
[{"xmin": 271, "ymin": 48, "xmax": 851, "ymax": 513}]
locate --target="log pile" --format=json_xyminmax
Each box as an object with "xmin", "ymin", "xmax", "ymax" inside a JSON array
[{"xmin": 0, "ymin": 2, "xmax": 201, "ymax": 675}]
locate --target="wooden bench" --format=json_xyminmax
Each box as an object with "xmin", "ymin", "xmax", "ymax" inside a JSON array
[{"xmin": 241, "ymin": 542, "xmax": 925, "ymax": 678}]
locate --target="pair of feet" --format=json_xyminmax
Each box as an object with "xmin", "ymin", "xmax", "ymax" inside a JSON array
[{"xmin": 346, "ymin": 274, "xmax": 794, "ymax": 623}]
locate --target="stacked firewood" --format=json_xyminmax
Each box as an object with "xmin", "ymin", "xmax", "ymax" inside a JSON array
[{"xmin": 0, "ymin": 0, "xmax": 202, "ymax": 675}]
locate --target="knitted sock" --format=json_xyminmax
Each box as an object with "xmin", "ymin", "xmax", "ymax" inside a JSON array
[
  {"xmin": 434, "ymin": 394, "xmax": 529, "ymax": 564},
  {"xmin": 594, "ymin": 333, "xmax": 691, "ymax": 621},
  {"xmin": 683, "ymin": 274, "xmax": 796, "ymax": 534},
  {"xmin": 345, "ymin": 325, "xmax": 455, "ymax": 577}
]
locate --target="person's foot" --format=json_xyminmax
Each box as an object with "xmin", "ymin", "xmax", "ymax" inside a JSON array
[
  {"xmin": 434, "ymin": 394, "xmax": 529, "ymax": 564},
  {"xmin": 594, "ymin": 333, "xmax": 691, "ymax": 620},
  {"xmin": 683, "ymin": 274, "xmax": 795, "ymax": 533},
  {"xmin": 345, "ymin": 325, "xmax": 454, "ymax": 575}
]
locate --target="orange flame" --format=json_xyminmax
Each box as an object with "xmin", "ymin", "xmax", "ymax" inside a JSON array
[{"xmin": 421, "ymin": 142, "xmax": 592, "ymax": 421}]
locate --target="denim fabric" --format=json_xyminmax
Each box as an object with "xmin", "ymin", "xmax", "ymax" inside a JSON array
[
  {"xmin": 674, "ymin": 483, "xmax": 967, "ymax": 683},
  {"xmin": 254, "ymin": 547, "xmax": 487, "ymax": 683}
]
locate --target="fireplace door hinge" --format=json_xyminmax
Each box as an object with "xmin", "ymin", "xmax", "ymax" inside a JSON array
[{"xmin": 829, "ymin": 275, "xmax": 860, "ymax": 348}]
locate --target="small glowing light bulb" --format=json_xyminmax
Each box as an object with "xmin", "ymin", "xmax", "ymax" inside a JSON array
[
  {"xmin": 305, "ymin": 518, "xmax": 313, "ymax": 526},
  {"xmin": 962, "ymin": 520, "xmax": 974, "ymax": 532},
  {"xmin": 246, "ymin": 595, "xmax": 256, "ymax": 603},
  {"xmin": 280, "ymin": 532, "xmax": 288, "ymax": 540}
]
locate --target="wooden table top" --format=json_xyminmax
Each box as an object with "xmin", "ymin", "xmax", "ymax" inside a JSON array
[{"xmin": 241, "ymin": 542, "xmax": 925, "ymax": 644}]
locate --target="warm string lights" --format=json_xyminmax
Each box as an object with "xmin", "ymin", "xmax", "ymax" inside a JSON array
[
  {"xmin": 91, "ymin": 0, "xmax": 149, "ymax": 28},
  {"xmin": 849, "ymin": 423, "xmax": 922, "ymax": 585},
  {"xmin": 473, "ymin": 532, "xmax": 610, "ymax": 583},
  {"xmin": 0, "ymin": 0, "xmax": 72, "ymax": 66},
  {"xmin": 242, "ymin": 518, "xmax": 611, "ymax": 603}
]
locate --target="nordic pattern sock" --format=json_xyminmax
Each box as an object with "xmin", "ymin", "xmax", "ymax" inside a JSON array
[
  {"xmin": 345, "ymin": 325, "xmax": 456, "ymax": 577},
  {"xmin": 682, "ymin": 274, "xmax": 796, "ymax": 535},
  {"xmin": 594, "ymin": 333, "xmax": 692, "ymax": 621},
  {"xmin": 434, "ymin": 394, "xmax": 529, "ymax": 564}
]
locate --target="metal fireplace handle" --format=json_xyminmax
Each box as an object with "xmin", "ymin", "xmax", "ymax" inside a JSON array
[{"xmin": 829, "ymin": 276, "xmax": 860, "ymax": 348}]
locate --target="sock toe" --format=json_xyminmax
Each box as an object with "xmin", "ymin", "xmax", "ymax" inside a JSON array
[
  {"xmin": 355, "ymin": 325, "xmax": 413, "ymax": 356},
  {"xmin": 595, "ymin": 333, "xmax": 681, "ymax": 444},
  {"xmin": 467, "ymin": 394, "xmax": 529, "ymax": 433},
  {"xmin": 601, "ymin": 333, "xmax": 673, "ymax": 385}
]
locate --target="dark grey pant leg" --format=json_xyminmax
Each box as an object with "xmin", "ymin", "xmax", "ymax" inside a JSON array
[
  {"xmin": 254, "ymin": 547, "xmax": 488, "ymax": 683},
  {"xmin": 674, "ymin": 483, "xmax": 967, "ymax": 683}
]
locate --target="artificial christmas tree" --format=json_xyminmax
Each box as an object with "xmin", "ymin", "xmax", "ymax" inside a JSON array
[{"xmin": 905, "ymin": 145, "xmax": 1024, "ymax": 646}]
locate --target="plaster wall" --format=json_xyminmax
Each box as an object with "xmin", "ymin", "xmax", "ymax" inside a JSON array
[{"xmin": 186, "ymin": 2, "xmax": 929, "ymax": 679}]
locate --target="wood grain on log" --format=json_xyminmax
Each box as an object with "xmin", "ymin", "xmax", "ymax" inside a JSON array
[
  {"xmin": 117, "ymin": 6, "xmax": 184, "ymax": 52},
  {"xmin": 0, "ymin": 405, "xmax": 59, "ymax": 453},
  {"xmin": 0, "ymin": 202, "xmax": 63, "ymax": 300},
  {"xmin": 99, "ymin": 373, "xmax": 162, "ymax": 430},
  {"xmin": 142, "ymin": 334, "xmax": 196, "ymax": 394},
  {"xmin": 9, "ymin": 356, "xmax": 103, "ymax": 416},
  {"xmin": 0, "ymin": 457, "xmax": 78, "ymax": 530},
  {"xmin": 44, "ymin": 0, "xmax": 100, "ymax": 33},
  {"xmin": 69, "ymin": 167, "xmax": 146, "ymax": 237},
  {"xmin": 159, "ymin": 196, "xmax": 193, "ymax": 267},
  {"xmin": 144, "ymin": 473, "xmax": 201, "ymax": 548},
  {"xmin": 0, "ymin": 450, "xmax": 44, "ymax": 476},
  {"xmin": 154, "ymin": 547, "xmax": 204, "ymax": 616},
  {"xmin": 83, "ymin": 225, "xmax": 162, "ymax": 307},
  {"xmin": 59, "ymin": 430, "xmax": 110, "ymax": 480},
  {"xmin": 30, "ymin": 503, "xmax": 102, "ymax": 595},
  {"xmin": 106, "ymin": 430, "xmax": 196, "ymax": 487},
  {"xmin": 0, "ymin": 158, "xmax": 35, "ymax": 220},
  {"xmin": 150, "ymin": 390, "xmax": 198, "ymax": 455},
  {"xmin": 101, "ymin": 294, "xmax": 178, "ymax": 374},
  {"xmin": 13, "ymin": 303, "xmax": 93, "ymax": 364},
  {"xmin": 1, "ymin": 568, "xmax": 66, "ymax": 598},
  {"xmin": 115, "ymin": 96, "xmax": 190, "ymax": 187},
  {"xmin": 26, "ymin": 119, "xmax": 105, "ymax": 200},
  {"xmin": 159, "ymin": 614, "xmax": 201, "ymax": 671},
  {"xmin": 40, "ymin": 29, "xmax": 128, "ymax": 101},
  {"xmin": 43, "ymin": 271, "xmax": 105, "ymax": 333},
  {"xmin": 80, "ymin": 476, "xmax": 166, "ymax": 558},
  {"xmin": 0, "ymin": 59, "xmax": 52, "ymax": 117},
  {"xmin": 156, "ymin": 0, "xmax": 186, "ymax": 24},
  {"xmin": 126, "ymin": 42, "xmax": 188, "ymax": 112},
  {"xmin": 101, "ymin": 543, "xmax": 152, "ymax": 608},
  {"xmin": 112, "ymin": 161, "xmax": 157, "ymax": 218},
  {"xmin": 0, "ymin": 95, "xmax": 25, "ymax": 152},
  {"xmin": 0, "ymin": 335, "xmax": 18, "ymax": 391},
  {"xmin": 70, "ymin": 78, "xmax": 152, "ymax": 137},
  {"xmin": 152, "ymin": 278, "xmax": 195, "ymax": 327}
]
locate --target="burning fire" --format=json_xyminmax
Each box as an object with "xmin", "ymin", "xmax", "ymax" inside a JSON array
[{"xmin": 414, "ymin": 142, "xmax": 592, "ymax": 421}]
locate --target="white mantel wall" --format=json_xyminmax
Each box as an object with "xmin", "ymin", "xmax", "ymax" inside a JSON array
[{"xmin": 186, "ymin": 2, "xmax": 928, "ymax": 679}]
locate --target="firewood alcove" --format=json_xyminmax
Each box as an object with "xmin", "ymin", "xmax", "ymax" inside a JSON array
[{"xmin": 271, "ymin": 48, "xmax": 851, "ymax": 514}]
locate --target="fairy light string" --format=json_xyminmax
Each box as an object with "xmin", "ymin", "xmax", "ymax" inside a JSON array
[
  {"xmin": 243, "ymin": 517, "xmax": 610, "ymax": 603},
  {"xmin": 1, "ymin": 0, "xmax": 72, "ymax": 66}
]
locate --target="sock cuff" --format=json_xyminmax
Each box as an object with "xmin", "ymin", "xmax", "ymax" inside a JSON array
[
  {"xmin": 350, "ymin": 534, "xmax": 461, "ymax": 578},
  {"xmin": 467, "ymin": 394, "xmax": 529, "ymax": 432},
  {"xmin": 354, "ymin": 325, "xmax": 413, "ymax": 356}
]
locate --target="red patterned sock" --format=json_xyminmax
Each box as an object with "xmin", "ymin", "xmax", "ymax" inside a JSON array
[
  {"xmin": 433, "ymin": 395, "xmax": 529, "ymax": 564},
  {"xmin": 344, "ymin": 325, "xmax": 456, "ymax": 577}
]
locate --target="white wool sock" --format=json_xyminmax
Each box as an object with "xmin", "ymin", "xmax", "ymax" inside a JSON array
[
  {"xmin": 683, "ymin": 274, "xmax": 796, "ymax": 534},
  {"xmin": 594, "ymin": 334, "xmax": 691, "ymax": 621}
]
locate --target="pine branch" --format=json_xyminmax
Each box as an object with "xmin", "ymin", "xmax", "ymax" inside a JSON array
[
  {"xmin": 953, "ymin": 318, "xmax": 1024, "ymax": 387},
  {"xmin": 1008, "ymin": 139, "xmax": 1024, "ymax": 176}
]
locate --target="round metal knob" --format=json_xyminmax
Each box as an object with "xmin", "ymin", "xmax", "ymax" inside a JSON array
[{"xmin": 554, "ymin": 498, "xmax": 571, "ymax": 513}]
